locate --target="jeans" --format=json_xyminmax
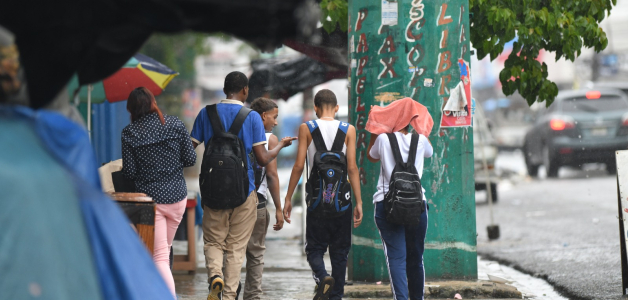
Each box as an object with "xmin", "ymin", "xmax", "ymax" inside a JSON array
[
  {"xmin": 375, "ymin": 201, "xmax": 428, "ymax": 300},
  {"xmin": 305, "ymin": 205, "xmax": 352, "ymax": 300}
]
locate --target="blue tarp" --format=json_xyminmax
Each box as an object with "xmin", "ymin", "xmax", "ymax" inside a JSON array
[{"xmin": 0, "ymin": 106, "xmax": 173, "ymax": 300}]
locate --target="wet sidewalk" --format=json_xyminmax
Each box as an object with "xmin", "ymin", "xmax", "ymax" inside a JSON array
[{"xmin": 173, "ymin": 207, "xmax": 523, "ymax": 300}]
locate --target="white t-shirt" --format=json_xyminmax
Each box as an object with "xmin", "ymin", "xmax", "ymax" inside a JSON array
[
  {"xmin": 257, "ymin": 132, "xmax": 272, "ymax": 197},
  {"xmin": 306, "ymin": 119, "xmax": 347, "ymax": 172},
  {"xmin": 369, "ymin": 132, "xmax": 433, "ymax": 203}
]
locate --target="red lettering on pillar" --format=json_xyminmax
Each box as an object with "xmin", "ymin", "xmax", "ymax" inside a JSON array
[
  {"xmin": 378, "ymin": 35, "xmax": 396, "ymax": 54},
  {"xmin": 359, "ymin": 167, "xmax": 367, "ymax": 185},
  {"xmin": 357, "ymin": 113, "xmax": 366, "ymax": 130},
  {"xmin": 440, "ymin": 29, "xmax": 449, "ymax": 49},
  {"xmin": 357, "ymin": 131, "xmax": 368, "ymax": 149},
  {"xmin": 356, "ymin": 56, "xmax": 368, "ymax": 76},
  {"xmin": 405, "ymin": 19, "xmax": 425, "ymax": 43},
  {"xmin": 438, "ymin": 4, "xmax": 453, "ymax": 25},
  {"xmin": 378, "ymin": 57, "xmax": 398, "ymax": 79},
  {"xmin": 439, "ymin": 75, "xmax": 452, "ymax": 95},
  {"xmin": 356, "ymin": 96, "xmax": 365, "ymax": 112},
  {"xmin": 407, "ymin": 44, "xmax": 425, "ymax": 66},
  {"xmin": 356, "ymin": 9, "xmax": 368, "ymax": 31},
  {"xmin": 437, "ymin": 51, "xmax": 452, "ymax": 73},
  {"xmin": 357, "ymin": 33, "xmax": 369, "ymax": 53},
  {"xmin": 356, "ymin": 77, "xmax": 366, "ymax": 94},
  {"xmin": 358, "ymin": 149, "xmax": 365, "ymax": 165}
]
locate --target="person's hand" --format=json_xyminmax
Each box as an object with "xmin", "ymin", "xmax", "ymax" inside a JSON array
[
  {"xmin": 283, "ymin": 199, "xmax": 292, "ymax": 224},
  {"xmin": 280, "ymin": 136, "xmax": 298, "ymax": 148},
  {"xmin": 273, "ymin": 210, "xmax": 284, "ymax": 231},
  {"xmin": 353, "ymin": 203, "xmax": 363, "ymax": 228}
]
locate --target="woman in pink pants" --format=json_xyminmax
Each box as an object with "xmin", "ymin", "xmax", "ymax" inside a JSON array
[{"xmin": 122, "ymin": 87, "xmax": 197, "ymax": 297}]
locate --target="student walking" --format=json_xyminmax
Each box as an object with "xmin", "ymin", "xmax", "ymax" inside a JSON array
[
  {"xmin": 190, "ymin": 71, "xmax": 295, "ymax": 300},
  {"xmin": 121, "ymin": 87, "xmax": 197, "ymax": 298},
  {"xmin": 366, "ymin": 99, "xmax": 434, "ymax": 300},
  {"xmin": 284, "ymin": 89, "xmax": 363, "ymax": 300},
  {"xmin": 235, "ymin": 97, "xmax": 285, "ymax": 300}
]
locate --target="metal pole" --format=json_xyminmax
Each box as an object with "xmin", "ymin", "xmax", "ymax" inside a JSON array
[{"xmin": 477, "ymin": 119, "xmax": 494, "ymax": 225}]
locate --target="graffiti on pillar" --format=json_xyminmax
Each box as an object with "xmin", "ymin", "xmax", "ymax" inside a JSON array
[
  {"xmin": 353, "ymin": 8, "xmax": 370, "ymax": 185},
  {"xmin": 438, "ymin": 3, "xmax": 472, "ymax": 127},
  {"xmin": 406, "ymin": 0, "xmax": 426, "ymax": 100}
]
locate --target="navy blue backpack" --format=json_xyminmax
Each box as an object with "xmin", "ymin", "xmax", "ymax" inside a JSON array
[{"xmin": 305, "ymin": 120, "xmax": 352, "ymax": 218}]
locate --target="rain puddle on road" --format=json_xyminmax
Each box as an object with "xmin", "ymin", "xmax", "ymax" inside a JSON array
[{"xmin": 479, "ymin": 257, "xmax": 568, "ymax": 300}]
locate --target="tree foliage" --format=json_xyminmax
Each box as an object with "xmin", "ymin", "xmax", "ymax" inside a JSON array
[
  {"xmin": 321, "ymin": 0, "xmax": 616, "ymax": 106},
  {"xmin": 139, "ymin": 33, "xmax": 210, "ymax": 117}
]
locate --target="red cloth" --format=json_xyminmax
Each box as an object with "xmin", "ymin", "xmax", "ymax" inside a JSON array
[{"xmin": 365, "ymin": 98, "xmax": 434, "ymax": 136}]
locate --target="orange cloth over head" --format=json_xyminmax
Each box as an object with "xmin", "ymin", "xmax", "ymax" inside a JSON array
[{"xmin": 365, "ymin": 97, "xmax": 434, "ymax": 136}]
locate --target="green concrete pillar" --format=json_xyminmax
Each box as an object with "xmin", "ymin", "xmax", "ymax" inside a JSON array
[{"xmin": 348, "ymin": 0, "xmax": 477, "ymax": 281}]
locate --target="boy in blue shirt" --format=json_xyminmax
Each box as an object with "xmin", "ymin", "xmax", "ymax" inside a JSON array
[{"xmin": 191, "ymin": 71, "xmax": 295, "ymax": 300}]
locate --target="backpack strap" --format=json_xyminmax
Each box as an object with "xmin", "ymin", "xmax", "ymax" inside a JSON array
[
  {"xmin": 330, "ymin": 122, "xmax": 349, "ymax": 152},
  {"xmin": 407, "ymin": 133, "xmax": 420, "ymax": 166},
  {"xmin": 228, "ymin": 107, "xmax": 252, "ymax": 135},
  {"xmin": 206, "ymin": 105, "xmax": 226, "ymax": 136},
  {"xmin": 386, "ymin": 133, "xmax": 404, "ymax": 165},
  {"xmin": 306, "ymin": 120, "xmax": 328, "ymax": 151}
]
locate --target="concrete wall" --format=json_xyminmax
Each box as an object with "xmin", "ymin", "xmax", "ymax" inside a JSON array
[{"xmin": 348, "ymin": 0, "xmax": 477, "ymax": 281}]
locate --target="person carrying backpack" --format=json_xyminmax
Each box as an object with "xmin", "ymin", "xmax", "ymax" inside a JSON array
[
  {"xmin": 240, "ymin": 97, "xmax": 284, "ymax": 300},
  {"xmin": 366, "ymin": 99, "xmax": 434, "ymax": 300},
  {"xmin": 190, "ymin": 71, "xmax": 296, "ymax": 300},
  {"xmin": 284, "ymin": 89, "xmax": 363, "ymax": 300}
]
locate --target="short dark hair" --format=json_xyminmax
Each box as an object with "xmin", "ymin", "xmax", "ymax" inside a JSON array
[
  {"xmin": 224, "ymin": 71, "xmax": 248, "ymax": 95},
  {"xmin": 314, "ymin": 89, "xmax": 337, "ymax": 109},
  {"xmin": 127, "ymin": 87, "xmax": 165, "ymax": 124},
  {"xmin": 250, "ymin": 97, "xmax": 278, "ymax": 115}
]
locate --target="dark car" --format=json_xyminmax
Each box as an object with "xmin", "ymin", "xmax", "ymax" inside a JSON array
[{"xmin": 523, "ymin": 88, "xmax": 628, "ymax": 177}]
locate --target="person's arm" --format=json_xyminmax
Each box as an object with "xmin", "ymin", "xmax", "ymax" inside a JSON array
[
  {"xmin": 121, "ymin": 135, "xmax": 137, "ymax": 180},
  {"xmin": 178, "ymin": 121, "xmax": 197, "ymax": 167},
  {"xmin": 190, "ymin": 109, "xmax": 205, "ymax": 149},
  {"xmin": 265, "ymin": 134, "xmax": 284, "ymax": 231},
  {"xmin": 345, "ymin": 125, "xmax": 363, "ymax": 228},
  {"xmin": 251, "ymin": 112, "xmax": 296, "ymax": 166},
  {"xmin": 367, "ymin": 133, "xmax": 380, "ymax": 163},
  {"xmin": 252, "ymin": 137, "xmax": 296, "ymax": 167},
  {"xmin": 422, "ymin": 135, "xmax": 434, "ymax": 158},
  {"xmin": 283, "ymin": 123, "xmax": 310, "ymax": 224}
]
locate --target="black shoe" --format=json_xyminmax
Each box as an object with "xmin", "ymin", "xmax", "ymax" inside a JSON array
[
  {"xmin": 207, "ymin": 275, "xmax": 224, "ymax": 300},
  {"xmin": 235, "ymin": 281, "xmax": 242, "ymax": 299},
  {"xmin": 313, "ymin": 276, "xmax": 334, "ymax": 300}
]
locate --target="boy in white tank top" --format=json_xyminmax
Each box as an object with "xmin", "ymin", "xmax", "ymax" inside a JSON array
[
  {"xmin": 230, "ymin": 97, "xmax": 284, "ymax": 300},
  {"xmin": 284, "ymin": 89, "xmax": 363, "ymax": 300}
]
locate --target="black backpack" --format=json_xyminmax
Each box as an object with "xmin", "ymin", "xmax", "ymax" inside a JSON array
[
  {"xmin": 383, "ymin": 133, "xmax": 425, "ymax": 225},
  {"xmin": 199, "ymin": 104, "xmax": 251, "ymax": 209},
  {"xmin": 249, "ymin": 152, "xmax": 266, "ymax": 192},
  {"xmin": 305, "ymin": 120, "xmax": 352, "ymax": 218}
]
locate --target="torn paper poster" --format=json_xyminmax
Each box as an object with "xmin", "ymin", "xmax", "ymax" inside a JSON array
[{"xmin": 441, "ymin": 59, "xmax": 472, "ymax": 127}]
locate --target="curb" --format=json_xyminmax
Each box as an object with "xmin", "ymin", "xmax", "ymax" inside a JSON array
[{"xmin": 344, "ymin": 280, "xmax": 522, "ymax": 299}]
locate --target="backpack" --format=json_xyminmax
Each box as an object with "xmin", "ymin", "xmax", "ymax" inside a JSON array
[
  {"xmin": 305, "ymin": 120, "xmax": 352, "ymax": 218},
  {"xmin": 199, "ymin": 104, "xmax": 251, "ymax": 209},
  {"xmin": 383, "ymin": 133, "xmax": 425, "ymax": 225},
  {"xmin": 248, "ymin": 152, "xmax": 266, "ymax": 192}
]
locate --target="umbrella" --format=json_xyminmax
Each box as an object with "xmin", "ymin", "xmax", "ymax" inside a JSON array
[{"xmin": 67, "ymin": 53, "xmax": 178, "ymax": 138}]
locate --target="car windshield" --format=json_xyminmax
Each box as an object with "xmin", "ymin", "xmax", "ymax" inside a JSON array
[{"xmin": 561, "ymin": 95, "xmax": 628, "ymax": 113}]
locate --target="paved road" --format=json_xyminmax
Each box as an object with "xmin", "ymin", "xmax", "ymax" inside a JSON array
[{"xmin": 476, "ymin": 151, "xmax": 624, "ymax": 300}]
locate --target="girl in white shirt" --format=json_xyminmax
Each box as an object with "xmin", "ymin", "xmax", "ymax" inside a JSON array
[{"xmin": 367, "ymin": 124, "xmax": 433, "ymax": 300}]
